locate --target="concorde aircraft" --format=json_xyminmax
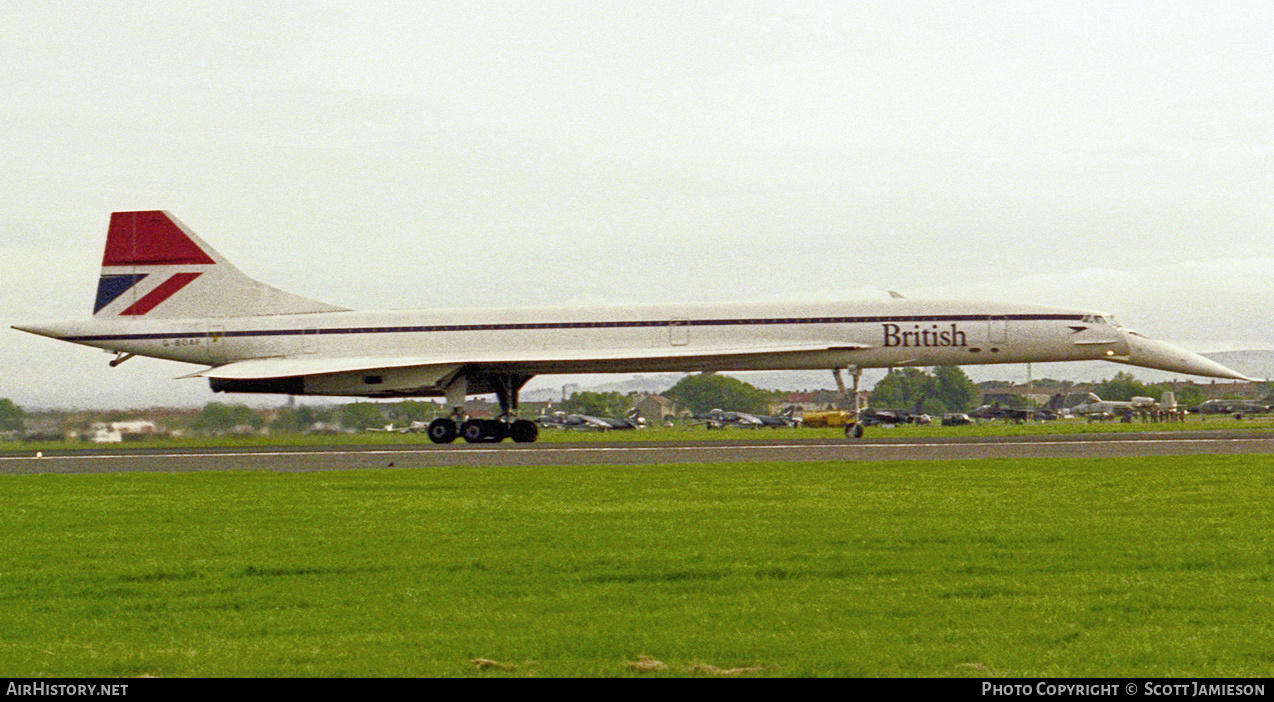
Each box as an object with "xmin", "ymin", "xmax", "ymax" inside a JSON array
[{"xmin": 13, "ymin": 211, "xmax": 1255, "ymax": 444}]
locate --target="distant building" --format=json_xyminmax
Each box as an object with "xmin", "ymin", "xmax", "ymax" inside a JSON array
[
  {"xmin": 89, "ymin": 420, "xmax": 158, "ymax": 443},
  {"xmin": 634, "ymin": 394, "xmax": 678, "ymax": 422},
  {"xmin": 89, "ymin": 423, "xmax": 122, "ymax": 443},
  {"xmin": 1179, "ymin": 380, "xmax": 1269, "ymax": 401},
  {"xmin": 520, "ymin": 401, "xmax": 554, "ymax": 417},
  {"xmin": 19, "ymin": 415, "xmax": 63, "ymax": 441},
  {"xmin": 463, "ymin": 398, "xmax": 499, "ymax": 418},
  {"xmin": 771, "ymin": 390, "xmax": 846, "ymax": 413}
]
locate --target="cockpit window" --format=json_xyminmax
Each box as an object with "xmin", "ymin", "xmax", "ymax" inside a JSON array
[{"xmin": 1083, "ymin": 314, "xmax": 1122, "ymax": 327}]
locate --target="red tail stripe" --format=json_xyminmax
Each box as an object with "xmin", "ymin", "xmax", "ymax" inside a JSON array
[
  {"xmin": 120, "ymin": 273, "xmax": 203, "ymax": 316},
  {"xmin": 103, "ymin": 211, "xmax": 215, "ymax": 266}
]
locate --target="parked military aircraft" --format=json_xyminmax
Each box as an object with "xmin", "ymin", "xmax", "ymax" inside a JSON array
[
  {"xmin": 533, "ymin": 413, "xmax": 571, "ymax": 430},
  {"xmin": 14, "ymin": 211, "xmax": 1256, "ymax": 444},
  {"xmin": 590, "ymin": 409, "xmax": 645, "ymax": 430},
  {"xmin": 754, "ymin": 408, "xmax": 800, "ymax": 427},
  {"xmin": 695, "ymin": 409, "xmax": 763, "ymax": 428},
  {"xmin": 1068, "ymin": 392, "xmax": 1176, "ymax": 419},
  {"xmin": 969, "ymin": 394, "xmax": 1065, "ymax": 423},
  {"xmin": 1193, "ymin": 399, "xmax": 1269, "ymax": 415},
  {"xmin": 536, "ymin": 411, "xmax": 641, "ymax": 431},
  {"xmin": 859, "ymin": 408, "xmax": 929, "ymax": 426},
  {"xmin": 969, "ymin": 403, "xmax": 1050, "ymax": 423},
  {"xmin": 697, "ymin": 407, "xmax": 798, "ymax": 428}
]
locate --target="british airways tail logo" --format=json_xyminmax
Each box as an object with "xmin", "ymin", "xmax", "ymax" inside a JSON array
[
  {"xmin": 94, "ymin": 272, "xmax": 203, "ymax": 315},
  {"xmin": 93, "ymin": 211, "xmax": 212, "ymax": 316},
  {"xmin": 94, "ymin": 274, "xmax": 147, "ymax": 313}
]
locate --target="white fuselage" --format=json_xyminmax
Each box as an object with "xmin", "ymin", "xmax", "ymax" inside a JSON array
[{"xmin": 36, "ymin": 298, "xmax": 1138, "ymax": 396}]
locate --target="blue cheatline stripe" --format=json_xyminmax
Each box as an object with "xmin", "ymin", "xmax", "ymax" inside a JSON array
[
  {"xmin": 93, "ymin": 274, "xmax": 148, "ymax": 313},
  {"xmin": 61, "ymin": 313, "xmax": 1086, "ymax": 343}
]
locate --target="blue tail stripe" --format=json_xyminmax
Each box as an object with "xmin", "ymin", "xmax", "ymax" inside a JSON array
[{"xmin": 94, "ymin": 274, "xmax": 148, "ymax": 313}]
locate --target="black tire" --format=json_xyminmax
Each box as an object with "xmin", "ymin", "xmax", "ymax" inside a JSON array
[
  {"xmin": 484, "ymin": 419, "xmax": 508, "ymax": 442},
  {"xmin": 845, "ymin": 423, "xmax": 864, "ymax": 439},
  {"xmin": 509, "ymin": 419, "xmax": 539, "ymax": 443},
  {"xmin": 427, "ymin": 418, "xmax": 457, "ymax": 444},
  {"xmin": 461, "ymin": 419, "xmax": 485, "ymax": 443}
]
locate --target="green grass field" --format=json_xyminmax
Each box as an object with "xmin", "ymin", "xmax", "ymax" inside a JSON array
[{"xmin": 2, "ymin": 455, "xmax": 1272, "ymax": 677}]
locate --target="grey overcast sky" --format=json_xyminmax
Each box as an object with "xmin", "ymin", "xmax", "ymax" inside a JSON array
[{"xmin": 3, "ymin": 1, "xmax": 1272, "ymax": 408}]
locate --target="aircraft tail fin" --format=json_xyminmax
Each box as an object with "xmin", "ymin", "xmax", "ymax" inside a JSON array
[
  {"xmin": 92, "ymin": 211, "xmax": 347, "ymax": 319},
  {"xmin": 1044, "ymin": 393, "xmax": 1066, "ymax": 410}
]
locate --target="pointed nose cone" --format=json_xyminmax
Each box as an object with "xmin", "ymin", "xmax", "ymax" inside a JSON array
[
  {"xmin": 12, "ymin": 320, "xmax": 100, "ymax": 342},
  {"xmin": 12, "ymin": 322, "xmax": 71, "ymax": 340},
  {"xmin": 1117, "ymin": 333, "xmax": 1258, "ymax": 381}
]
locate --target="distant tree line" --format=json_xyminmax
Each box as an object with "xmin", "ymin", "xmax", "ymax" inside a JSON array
[
  {"xmin": 193, "ymin": 403, "xmax": 266, "ymax": 433},
  {"xmin": 271, "ymin": 404, "xmax": 335, "ymax": 434},
  {"xmin": 558, "ymin": 391, "xmax": 633, "ymax": 418},
  {"xmin": 0, "ymin": 399, "xmax": 25, "ymax": 432},
  {"xmin": 191, "ymin": 400, "xmax": 454, "ymax": 434},
  {"xmin": 1088, "ymin": 372, "xmax": 1211, "ymax": 407},
  {"xmin": 663, "ymin": 374, "xmax": 781, "ymax": 415},
  {"xmin": 869, "ymin": 366, "xmax": 980, "ymax": 415}
]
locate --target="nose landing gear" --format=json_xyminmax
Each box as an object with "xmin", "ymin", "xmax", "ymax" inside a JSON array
[{"xmin": 835, "ymin": 366, "xmax": 866, "ymax": 441}]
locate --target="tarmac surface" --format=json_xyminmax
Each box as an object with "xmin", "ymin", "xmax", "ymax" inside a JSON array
[{"xmin": 3, "ymin": 430, "xmax": 1274, "ymax": 474}]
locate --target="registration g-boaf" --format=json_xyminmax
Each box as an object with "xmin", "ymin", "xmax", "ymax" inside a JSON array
[{"xmin": 15, "ymin": 212, "xmax": 1255, "ymax": 444}]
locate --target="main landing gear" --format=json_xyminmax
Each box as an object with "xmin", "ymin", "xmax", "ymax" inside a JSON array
[
  {"xmin": 427, "ymin": 413, "xmax": 539, "ymax": 444},
  {"xmin": 426, "ymin": 373, "xmax": 540, "ymax": 444}
]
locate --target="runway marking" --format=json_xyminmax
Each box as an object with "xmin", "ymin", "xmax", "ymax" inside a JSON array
[{"xmin": 4, "ymin": 436, "xmax": 1274, "ymax": 462}]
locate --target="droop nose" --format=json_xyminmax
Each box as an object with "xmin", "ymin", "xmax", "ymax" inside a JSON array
[{"xmin": 1117, "ymin": 332, "xmax": 1256, "ymax": 381}]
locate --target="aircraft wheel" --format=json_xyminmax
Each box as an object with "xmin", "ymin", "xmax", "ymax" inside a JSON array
[
  {"xmin": 427, "ymin": 418, "xmax": 457, "ymax": 444},
  {"xmin": 461, "ymin": 419, "xmax": 486, "ymax": 443},
  {"xmin": 485, "ymin": 419, "xmax": 508, "ymax": 442},
  {"xmin": 509, "ymin": 419, "xmax": 539, "ymax": 443},
  {"xmin": 845, "ymin": 423, "xmax": 864, "ymax": 440}
]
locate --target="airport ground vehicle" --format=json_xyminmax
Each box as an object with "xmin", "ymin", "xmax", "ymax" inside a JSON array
[{"xmin": 801, "ymin": 410, "xmax": 856, "ymax": 428}]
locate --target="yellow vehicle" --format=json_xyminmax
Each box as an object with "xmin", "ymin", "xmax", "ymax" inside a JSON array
[
  {"xmin": 801, "ymin": 409, "xmax": 865, "ymax": 439},
  {"xmin": 801, "ymin": 410, "xmax": 856, "ymax": 428}
]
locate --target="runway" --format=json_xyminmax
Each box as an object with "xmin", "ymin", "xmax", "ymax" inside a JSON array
[{"xmin": 3, "ymin": 430, "xmax": 1274, "ymax": 474}]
